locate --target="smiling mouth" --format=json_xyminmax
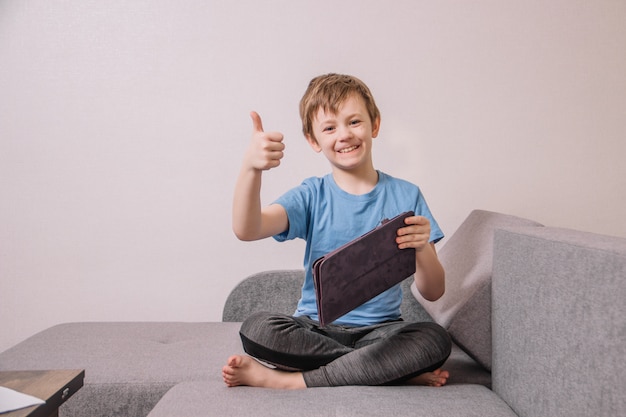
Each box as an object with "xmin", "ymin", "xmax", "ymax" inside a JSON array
[{"xmin": 338, "ymin": 145, "xmax": 359, "ymax": 153}]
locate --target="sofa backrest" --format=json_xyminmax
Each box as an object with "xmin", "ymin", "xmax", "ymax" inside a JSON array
[
  {"xmin": 222, "ymin": 270, "xmax": 303, "ymax": 322},
  {"xmin": 222, "ymin": 270, "xmax": 433, "ymax": 323},
  {"xmin": 492, "ymin": 226, "xmax": 626, "ymax": 417}
]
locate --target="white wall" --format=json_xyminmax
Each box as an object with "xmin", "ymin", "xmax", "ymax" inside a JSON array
[{"xmin": 1, "ymin": 0, "xmax": 625, "ymax": 353}]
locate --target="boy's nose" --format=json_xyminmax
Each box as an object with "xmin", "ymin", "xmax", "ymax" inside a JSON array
[{"xmin": 337, "ymin": 125, "xmax": 353, "ymax": 140}]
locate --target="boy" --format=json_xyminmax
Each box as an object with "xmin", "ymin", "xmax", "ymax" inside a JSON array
[{"xmin": 223, "ymin": 74, "xmax": 451, "ymax": 389}]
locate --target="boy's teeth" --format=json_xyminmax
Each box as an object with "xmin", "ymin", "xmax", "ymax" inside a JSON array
[{"xmin": 339, "ymin": 146, "xmax": 357, "ymax": 153}]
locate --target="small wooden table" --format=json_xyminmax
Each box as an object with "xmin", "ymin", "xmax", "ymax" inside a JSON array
[{"xmin": 0, "ymin": 370, "xmax": 84, "ymax": 417}]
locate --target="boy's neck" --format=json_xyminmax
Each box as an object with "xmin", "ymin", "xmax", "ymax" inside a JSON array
[{"xmin": 331, "ymin": 166, "xmax": 379, "ymax": 195}]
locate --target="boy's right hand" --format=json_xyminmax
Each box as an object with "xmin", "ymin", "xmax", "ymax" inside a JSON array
[{"xmin": 245, "ymin": 111, "xmax": 285, "ymax": 171}]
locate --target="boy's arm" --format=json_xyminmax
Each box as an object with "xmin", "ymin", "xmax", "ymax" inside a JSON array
[
  {"xmin": 396, "ymin": 216, "xmax": 445, "ymax": 301},
  {"xmin": 232, "ymin": 112, "xmax": 289, "ymax": 241},
  {"xmin": 412, "ymin": 243, "xmax": 445, "ymax": 301}
]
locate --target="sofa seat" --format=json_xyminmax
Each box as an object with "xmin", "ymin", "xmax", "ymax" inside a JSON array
[
  {"xmin": 0, "ymin": 322, "xmax": 243, "ymax": 417},
  {"xmin": 0, "ymin": 321, "xmax": 490, "ymax": 417},
  {"xmin": 147, "ymin": 380, "xmax": 516, "ymax": 417}
]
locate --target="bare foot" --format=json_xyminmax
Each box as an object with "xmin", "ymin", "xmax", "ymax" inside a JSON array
[
  {"xmin": 222, "ymin": 355, "xmax": 306, "ymax": 389},
  {"xmin": 406, "ymin": 369, "xmax": 450, "ymax": 387}
]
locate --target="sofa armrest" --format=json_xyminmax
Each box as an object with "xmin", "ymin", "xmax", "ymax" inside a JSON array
[{"xmin": 492, "ymin": 227, "xmax": 626, "ymax": 417}]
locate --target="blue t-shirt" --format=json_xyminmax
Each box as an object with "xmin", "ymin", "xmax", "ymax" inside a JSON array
[{"xmin": 273, "ymin": 171, "xmax": 444, "ymax": 326}]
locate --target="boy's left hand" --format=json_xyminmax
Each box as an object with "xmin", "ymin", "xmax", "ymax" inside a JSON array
[{"xmin": 396, "ymin": 216, "xmax": 431, "ymax": 251}]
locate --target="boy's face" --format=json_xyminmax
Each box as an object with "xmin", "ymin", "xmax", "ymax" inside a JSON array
[{"xmin": 306, "ymin": 94, "xmax": 380, "ymax": 173}]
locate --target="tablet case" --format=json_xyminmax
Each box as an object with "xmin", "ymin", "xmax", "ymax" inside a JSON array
[{"xmin": 312, "ymin": 211, "xmax": 416, "ymax": 326}]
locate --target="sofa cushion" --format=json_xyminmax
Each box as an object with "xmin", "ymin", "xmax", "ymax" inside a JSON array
[
  {"xmin": 492, "ymin": 227, "xmax": 626, "ymax": 417},
  {"xmin": 147, "ymin": 380, "xmax": 516, "ymax": 417},
  {"xmin": 411, "ymin": 210, "xmax": 542, "ymax": 370},
  {"xmin": 0, "ymin": 322, "xmax": 244, "ymax": 417}
]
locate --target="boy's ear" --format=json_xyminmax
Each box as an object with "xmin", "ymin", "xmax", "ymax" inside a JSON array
[
  {"xmin": 372, "ymin": 117, "xmax": 381, "ymax": 138},
  {"xmin": 306, "ymin": 134, "xmax": 322, "ymax": 152}
]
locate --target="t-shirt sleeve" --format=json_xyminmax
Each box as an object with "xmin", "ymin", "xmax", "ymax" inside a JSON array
[
  {"xmin": 415, "ymin": 188, "xmax": 444, "ymax": 244},
  {"xmin": 271, "ymin": 181, "xmax": 313, "ymax": 242}
]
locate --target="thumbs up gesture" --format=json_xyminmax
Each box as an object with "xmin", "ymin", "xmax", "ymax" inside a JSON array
[{"xmin": 245, "ymin": 111, "xmax": 285, "ymax": 171}]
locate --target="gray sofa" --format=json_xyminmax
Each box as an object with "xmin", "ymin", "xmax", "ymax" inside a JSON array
[{"xmin": 1, "ymin": 210, "xmax": 624, "ymax": 417}]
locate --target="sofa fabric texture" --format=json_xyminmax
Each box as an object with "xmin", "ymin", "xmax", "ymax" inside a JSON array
[
  {"xmin": 147, "ymin": 380, "xmax": 516, "ymax": 417},
  {"xmin": 492, "ymin": 227, "xmax": 626, "ymax": 417},
  {"xmin": 0, "ymin": 322, "xmax": 245, "ymax": 417},
  {"xmin": 222, "ymin": 269, "xmax": 303, "ymax": 322},
  {"xmin": 412, "ymin": 210, "xmax": 543, "ymax": 370}
]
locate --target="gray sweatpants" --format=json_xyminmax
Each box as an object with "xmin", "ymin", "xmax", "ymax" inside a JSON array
[{"xmin": 239, "ymin": 312, "xmax": 451, "ymax": 387}]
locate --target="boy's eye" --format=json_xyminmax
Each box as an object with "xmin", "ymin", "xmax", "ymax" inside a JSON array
[
  {"xmin": 350, "ymin": 120, "xmax": 361, "ymax": 126},
  {"xmin": 323, "ymin": 126, "xmax": 335, "ymax": 132}
]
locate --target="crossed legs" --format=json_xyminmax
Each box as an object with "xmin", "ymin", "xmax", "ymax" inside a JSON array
[{"xmin": 222, "ymin": 312, "xmax": 451, "ymax": 389}]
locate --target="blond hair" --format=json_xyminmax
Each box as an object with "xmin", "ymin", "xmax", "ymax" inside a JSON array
[{"xmin": 299, "ymin": 74, "xmax": 380, "ymax": 141}]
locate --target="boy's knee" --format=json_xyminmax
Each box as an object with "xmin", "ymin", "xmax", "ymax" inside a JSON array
[
  {"xmin": 407, "ymin": 321, "xmax": 452, "ymax": 359},
  {"xmin": 240, "ymin": 311, "xmax": 295, "ymax": 342},
  {"xmin": 240, "ymin": 311, "xmax": 273, "ymax": 339},
  {"xmin": 238, "ymin": 312, "xmax": 306, "ymax": 368},
  {"xmin": 426, "ymin": 322, "xmax": 452, "ymax": 360}
]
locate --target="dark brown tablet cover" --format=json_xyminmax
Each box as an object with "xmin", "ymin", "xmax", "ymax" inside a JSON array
[{"xmin": 312, "ymin": 211, "xmax": 416, "ymax": 326}]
